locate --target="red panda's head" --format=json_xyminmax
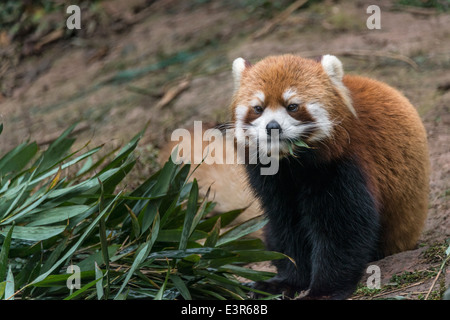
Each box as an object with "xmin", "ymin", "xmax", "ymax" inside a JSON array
[{"xmin": 230, "ymin": 54, "xmax": 356, "ymax": 159}]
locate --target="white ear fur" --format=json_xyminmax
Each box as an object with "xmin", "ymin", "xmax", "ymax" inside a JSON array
[
  {"xmin": 232, "ymin": 57, "xmax": 247, "ymax": 90},
  {"xmin": 321, "ymin": 54, "xmax": 357, "ymax": 117},
  {"xmin": 321, "ymin": 54, "xmax": 344, "ymax": 82}
]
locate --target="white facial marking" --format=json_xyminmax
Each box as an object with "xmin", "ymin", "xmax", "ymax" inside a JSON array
[
  {"xmin": 234, "ymin": 105, "xmax": 247, "ymax": 121},
  {"xmin": 252, "ymin": 108, "xmax": 300, "ymax": 138},
  {"xmin": 305, "ymin": 102, "xmax": 333, "ymax": 142},
  {"xmin": 282, "ymin": 88, "xmax": 297, "ymax": 102},
  {"xmin": 234, "ymin": 104, "xmax": 249, "ymax": 146},
  {"xmin": 254, "ymin": 91, "xmax": 265, "ymax": 105}
]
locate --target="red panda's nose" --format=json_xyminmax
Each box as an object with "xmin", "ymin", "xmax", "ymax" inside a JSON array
[{"xmin": 266, "ymin": 120, "xmax": 282, "ymax": 136}]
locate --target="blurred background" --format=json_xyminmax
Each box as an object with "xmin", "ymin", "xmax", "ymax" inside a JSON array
[{"xmin": 0, "ymin": 0, "xmax": 449, "ymax": 296}]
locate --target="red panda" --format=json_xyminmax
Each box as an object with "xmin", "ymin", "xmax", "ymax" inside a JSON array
[{"xmin": 163, "ymin": 54, "xmax": 430, "ymax": 299}]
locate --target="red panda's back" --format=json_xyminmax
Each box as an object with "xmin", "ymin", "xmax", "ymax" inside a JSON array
[{"xmin": 344, "ymin": 75, "xmax": 430, "ymax": 255}]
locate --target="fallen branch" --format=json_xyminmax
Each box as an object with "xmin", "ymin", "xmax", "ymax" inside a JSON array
[
  {"xmin": 253, "ymin": 0, "xmax": 308, "ymax": 39},
  {"xmin": 372, "ymin": 281, "xmax": 425, "ymax": 299},
  {"xmin": 425, "ymin": 253, "xmax": 449, "ymax": 300},
  {"xmin": 155, "ymin": 76, "xmax": 191, "ymax": 110}
]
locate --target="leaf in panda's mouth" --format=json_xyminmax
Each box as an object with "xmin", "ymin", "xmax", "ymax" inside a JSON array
[
  {"xmin": 293, "ymin": 140, "xmax": 310, "ymax": 148},
  {"xmin": 288, "ymin": 139, "xmax": 310, "ymax": 156}
]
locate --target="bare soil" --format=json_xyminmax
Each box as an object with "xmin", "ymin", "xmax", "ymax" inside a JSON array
[{"xmin": 0, "ymin": 0, "xmax": 448, "ymax": 299}]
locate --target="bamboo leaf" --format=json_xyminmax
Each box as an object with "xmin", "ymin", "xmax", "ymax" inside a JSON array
[
  {"xmin": 216, "ymin": 214, "xmax": 268, "ymax": 246},
  {"xmin": 98, "ymin": 181, "xmax": 110, "ymax": 299},
  {"xmin": 4, "ymin": 266, "xmax": 14, "ymax": 300},
  {"xmin": 94, "ymin": 262, "xmax": 104, "ymax": 300},
  {"xmin": 0, "ymin": 225, "xmax": 66, "ymax": 241},
  {"xmin": 170, "ymin": 274, "xmax": 191, "ymax": 300},
  {"xmin": 0, "ymin": 281, "xmax": 5, "ymax": 299},
  {"xmin": 0, "ymin": 142, "xmax": 38, "ymax": 176},
  {"xmin": 0, "ymin": 223, "xmax": 13, "ymax": 281},
  {"xmin": 204, "ymin": 217, "xmax": 221, "ymax": 248},
  {"xmin": 179, "ymin": 179, "xmax": 198, "ymax": 250},
  {"xmin": 197, "ymin": 208, "xmax": 246, "ymax": 231},
  {"xmin": 218, "ymin": 264, "xmax": 275, "ymax": 282},
  {"xmin": 64, "ymin": 277, "xmax": 102, "ymax": 300},
  {"xmin": 31, "ymin": 192, "xmax": 122, "ymax": 285},
  {"xmin": 34, "ymin": 123, "xmax": 77, "ymax": 175},
  {"xmin": 154, "ymin": 263, "xmax": 170, "ymax": 300},
  {"xmin": 115, "ymin": 212, "xmax": 160, "ymax": 299},
  {"xmin": 189, "ymin": 185, "xmax": 211, "ymax": 236},
  {"xmin": 125, "ymin": 204, "xmax": 141, "ymax": 239},
  {"xmin": 293, "ymin": 139, "xmax": 310, "ymax": 148},
  {"xmin": 26, "ymin": 205, "xmax": 90, "ymax": 226}
]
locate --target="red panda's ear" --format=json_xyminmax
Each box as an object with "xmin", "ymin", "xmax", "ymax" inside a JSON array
[
  {"xmin": 232, "ymin": 57, "xmax": 251, "ymax": 91},
  {"xmin": 321, "ymin": 54, "xmax": 357, "ymax": 117},
  {"xmin": 321, "ymin": 54, "xmax": 344, "ymax": 83}
]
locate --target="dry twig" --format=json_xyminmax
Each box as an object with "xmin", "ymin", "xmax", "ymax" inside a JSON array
[
  {"xmin": 253, "ymin": 0, "xmax": 308, "ymax": 39},
  {"xmin": 155, "ymin": 76, "xmax": 191, "ymax": 110}
]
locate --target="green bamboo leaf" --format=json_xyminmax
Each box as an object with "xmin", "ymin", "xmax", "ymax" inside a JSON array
[
  {"xmin": 125, "ymin": 204, "xmax": 141, "ymax": 239},
  {"xmin": 154, "ymin": 264, "xmax": 170, "ymax": 300},
  {"xmin": 0, "ymin": 224, "xmax": 14, "ymax": 281},
  {"xmin": 170, "ymin": 274, "xmax": 191, "ymax": 300},
  {"xmin": 0, "ymin": 225, "xmax": 66, "ymax": 241},
  {"xmin": 139, "ymin": 200, "xmax": 158, "ymax": 235},
  {"xmin": 218, "ymin": 265, "xmax": 275, "ymax": 282},
  {"xmin": 115, "ymin": 212, "xmax": 160, "ymax": 299},
  {"xmin": 151, "ymin": 152, "xmax": 178, "ymax": 197},
  {"xmin": 1, "ymin": 165, "xmax": 38, "ymax": 220},
  {"xmin": 94, "ymin": 262, "xmax": 104, "ymax": 300},
  {"xmin": 31, "ymin": 271, "xmax": 96, "ymax": 287},
  {"xmin": 179, "ymin": 179, "xmax": 198, "ymax": 250},
  {"xmin": 29, "ymin": 145, "xmax": 102, "ymax": 186},
  {"xmin": 207, "ymin": 250, "xmax": 288, "ymax": 268},
  {"xmin": 0, "ymin": 142, "xmax": 38, "ymax": 176},
  {"xmin": 31, "ymin": 192, "xmax": 122, "ymax": 285},
  {"xmin": 4, "ymin": 266, "xmax": 14, "ymax": 300},
  {"xmin": 34, "ymin": 124, "xmax": 77, "ymax": 175},
  {"xmin": 98, "ymin": 181, "xmax": 110, "ymax": 299},
  {"xmin": 146, "ymin": 247, "xmax": 235, "ymax": 261},
  {"xmin": 2, "ymin": 188, "xmax": 50, "ymax": 225},
  {"xmin": 0, "ymin": 281, "xmax": 5, "ymax": 299},
  {"xmin": 77, "ymin": 245, "xmax": 119, "ymax": 272},
  {"xmin": 216, "ymin": 214, "xmax": 268, "ymax": 246},
  {"xmin": 26, "ymin": 205, "xmax": 90, "ymax": 226},
  {"xmin": 288, "ymin": 143, "xmax": 294, "ymax": 156},
  {"xmin": 64, "ymin": 277, "xmax": 102, "ymax": 300},
  {"xmin": 97, "ymin": 127, "xmax": 145, "ymax": 175},
  {"xmin": 189, "ymin": 185, "xmax": 211, "ymax": 236},
  {"xmin": 101, "ymin": 160, "xmax": 136, "ymax": 196},
  {"xmin": 156, "ymin": 229, "xmax": 207, "ymax": 243},
  {"xmin": 218, "ymin": 238, "xmax": 265, "ymax": 251},
  {"xmin": 293, "ymin": 139, "xmax": 310, "ymax": 148},
  {"xmin": 14, "ymin": 253, "xmax": 41, "ymax": 288},
  {"xmin": 40, "ymin": 237, "xmax": 68, "ymax": 274},
  {"xmin": 46, "ymin": 167, "xmax": 119, "ymax": 199},
  {"xmin": 204, "ymin": 217, "xmax": 221, "ymax": 248},
  {"xmin": 197, "ymin": 208, "xmax": 246, "ymax": 231}
]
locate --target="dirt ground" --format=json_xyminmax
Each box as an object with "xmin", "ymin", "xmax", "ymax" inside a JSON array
[{"xmin": 0, "ymin": 0, "xmax": 449, "ymax": 299}]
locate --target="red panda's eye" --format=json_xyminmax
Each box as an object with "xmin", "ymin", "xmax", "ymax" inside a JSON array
[
  {"xmin": 287, "ymin": 104, "xmax": 299, "ymax": 112},
  {"xmin": 253, "ymin": 106, "xmax": 263, "ymax": 114}
]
